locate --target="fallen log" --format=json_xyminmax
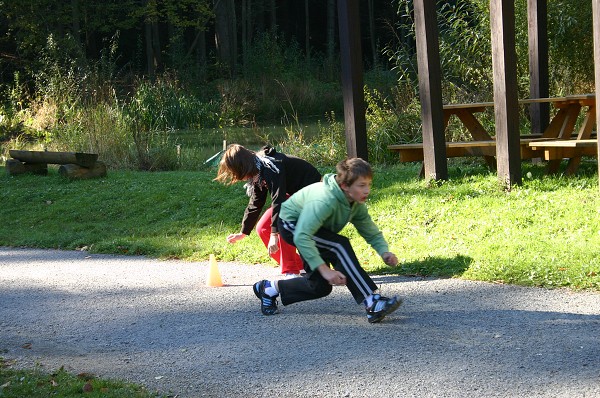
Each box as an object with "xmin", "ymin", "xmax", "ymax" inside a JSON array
[
  {"xmin": 58, "ymin": 161, "xmax": 107, "ymax": 180},
  {"xmin": 5, "ymin": 158, "xmax": 48, "ymax": 176},
  {"xmin": 9, "ymin": 150, "xmax": 98, "ymax": 168}
]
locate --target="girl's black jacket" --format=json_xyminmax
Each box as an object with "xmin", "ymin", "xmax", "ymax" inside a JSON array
[{"xmin": 240, "ymin": 147, "xmax": 321, "ymax": 235}]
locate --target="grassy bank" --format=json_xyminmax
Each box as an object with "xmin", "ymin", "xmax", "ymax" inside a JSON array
[{"xmin": 1, "ymin": 160, "xmax": 599, "ymax": 291}]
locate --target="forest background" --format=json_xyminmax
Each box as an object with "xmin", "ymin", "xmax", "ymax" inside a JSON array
[{"xmin": 0, "ymin": 0, "xmax": 595, "ymax": 170}]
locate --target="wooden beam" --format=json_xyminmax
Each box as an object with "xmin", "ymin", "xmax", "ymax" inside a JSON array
[
  {"xmin": 414, "ymin": 0, "xmax": 447, "ymax": 181},
  {"xmin": 337, "ymin": 0, "xmax": 368, "ymax": 160},
  {"xmin": 527, "ymin": 0, "xmax": 549, "ymax": 135},
  {"xmin": 594, "ymin": 0, "xmax": 600, "ymax": 184},
  {"xmin": 490, "ymin": 0, "xmax": 521, "ymax": 188}
]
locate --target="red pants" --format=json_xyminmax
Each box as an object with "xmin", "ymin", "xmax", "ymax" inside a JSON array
[{"xmin": 256, "ymin": 207, "xmax": 304, "ymax": 274}]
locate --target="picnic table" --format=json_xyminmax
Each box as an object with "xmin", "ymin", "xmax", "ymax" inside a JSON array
[{"xmin": 389, "ymin": 94, "xmax": 597, "ymax": 176}]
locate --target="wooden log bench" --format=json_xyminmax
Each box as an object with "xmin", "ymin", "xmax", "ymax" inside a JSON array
[{"xmin": 6, "ymin": 150, "xmax": 107, "ymax": 179}]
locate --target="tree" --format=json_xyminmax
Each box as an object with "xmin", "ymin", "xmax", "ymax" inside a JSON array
[
  {"xmin": 326, "ymin": 0, "xmax": 336, "ymax": 79},
  {"xmin": 214, "ymin": 0, "xmax": 237, "ymax": 76}
]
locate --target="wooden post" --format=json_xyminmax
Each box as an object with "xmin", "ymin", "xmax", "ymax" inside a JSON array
[
  {"xmin": 594, "ymin": 0, "xmax": 600, "ymax": 186},
  {"xmin": 527, "ymin": 0, "xmax": 549, "ymax": 136},
  {"xmin": 490, "ymin": 0, "xmax": 522, "ymax": 188},
  {"xmin": 414, "ymin": 0, "xmax": 447, "ymax": 181},
  {"xmin": 337, "ymin": 0, "xmax": 368, "ymax": 160}
]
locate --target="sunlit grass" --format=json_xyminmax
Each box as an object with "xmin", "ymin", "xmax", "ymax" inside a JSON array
[{"xmin": 1, "ymin": 159, "xmax": 599, "ymax": 291}]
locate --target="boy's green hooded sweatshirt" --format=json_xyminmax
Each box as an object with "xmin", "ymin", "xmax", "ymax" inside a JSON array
[{"xmin": 279, "ymin": 173, "xmax": 389, "ymax": 270}]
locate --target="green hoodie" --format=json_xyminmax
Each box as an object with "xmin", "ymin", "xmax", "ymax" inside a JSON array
[{"xmin": 279, "ymin": 173, "xmax": 389, "ymax": 270}]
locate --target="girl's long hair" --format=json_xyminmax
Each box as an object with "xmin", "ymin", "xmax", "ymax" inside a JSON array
[{"xmin": 214, "ymin": 144, "xmax": 258, "ymax": 185}]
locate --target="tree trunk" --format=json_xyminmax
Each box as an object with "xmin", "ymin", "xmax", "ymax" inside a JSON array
[
  {"xmin": 214, "ymin": 0, "xmax": 233, "ymax": 76},
  {"xmin": 368, "ymin": 0, "xmax": 378, "ymax": 68},
  {"xmin": 305, "ymin": 0, "xmax": 310, "ymax": 63},
  {"xmin": 151, "ymin": 20, "xmax": 162, "ymax": 72},
  {"xmin": 145, "ymin": 13, "xmax": 155, "ymax": 78},
  {"xmin": 198, "ymin": 29, "xmax": 206, "ymax": 71},
  {"xmin": 327, "ymin": 0, "xmax": 336, "ymax": 79},
  {"xmin": 242, "ymin": 0, "xmax": 248, "ymax": 71},
  {"xmin": 270, "ymin": 0, "xmax": 276, "ymax": 32},
  {"xmin": 229, "ymin": 0, "xmax": 237, "ymax": 76},
  {"xmin": 71, "ymin": 0, "xmax": 81, "ymax": 45}
]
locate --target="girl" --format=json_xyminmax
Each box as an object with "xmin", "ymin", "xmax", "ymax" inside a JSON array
[{"xmin": 214, "ymin": 144, "xmax": 321, "ymax": 276}]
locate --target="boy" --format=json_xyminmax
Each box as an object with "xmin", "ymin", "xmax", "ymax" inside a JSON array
[{"xmin": 253, "ymin": 157, "xmax": 402, "ymax": 323}]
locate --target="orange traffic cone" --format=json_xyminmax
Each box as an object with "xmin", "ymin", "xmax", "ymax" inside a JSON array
[{"xmin": 206, "ymin": 254, "xmax": 223, "ymax": 287}]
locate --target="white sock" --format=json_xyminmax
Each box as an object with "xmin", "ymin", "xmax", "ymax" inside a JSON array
[
  {"xmin": 364, "ymin": 294, "xmax": 375, "ymax": 308},
  {"xmin": 264, "ymin": 280, "xmax": 279, "ymax": 297}
]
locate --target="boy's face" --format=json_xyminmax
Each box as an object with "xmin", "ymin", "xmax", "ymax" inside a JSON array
[{"xmin": 341, "ymin": 176, "xmax": 372, "ymax": 204}]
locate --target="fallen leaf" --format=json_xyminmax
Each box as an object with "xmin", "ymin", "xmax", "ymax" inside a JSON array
[{"xmin": 82, "ymin": 382, "xmax": 93, "ymax": 393}]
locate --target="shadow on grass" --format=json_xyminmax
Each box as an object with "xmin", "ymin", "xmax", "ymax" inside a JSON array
[{"xmin": 375, "ymin": 254, "xmax": 472, "ymax": 279}]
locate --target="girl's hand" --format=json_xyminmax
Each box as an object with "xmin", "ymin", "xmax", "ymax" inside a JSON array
[
  {"xmin": 226, "ymin": 233, "xmax": 247, "ymax": 244},
  {"xmin": 267, "ymin": 234, "xmax": 279, "ymax": 254},
  {"xmin": 382, "ymin": 252, "xmax": 398, "ymax": 266}
]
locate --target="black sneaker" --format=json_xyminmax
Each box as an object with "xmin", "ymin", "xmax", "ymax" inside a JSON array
[
  {"xmin": 365, "ymin": 294, "xmax": 402, "ymax": 323},
  {"xmin": 253, "ymin": 280, "xmax": 279, "ymax": 315}
]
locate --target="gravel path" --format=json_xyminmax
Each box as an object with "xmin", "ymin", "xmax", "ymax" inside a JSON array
[{"xmin": 1, "ymin": 247, "xmax": 599, "ymax": 398}]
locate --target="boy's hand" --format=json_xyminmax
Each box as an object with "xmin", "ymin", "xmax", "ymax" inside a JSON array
[
  {"xmin": 382, "ymin": 252, "xmax": 398, "ymax": 266},
  {"xmin": 317, "ymin": 264, "xmax": 347, "ymax": 286}
]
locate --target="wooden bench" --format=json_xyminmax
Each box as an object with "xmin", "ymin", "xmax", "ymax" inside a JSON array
[
  {"xmin": 389, "ymin": 137, "xmax": 545, "ymax": 161},
  {"xmin": 528, "ymin": 139, "xmax": 598, "ymax": 159},
  {"xmin": 389, "ymin": 138, "xmax": 546, "ymax": 176},
  {"xmin": 528, "ymin": 139, "xmax": 598, "ymax": 175},
  {"xmin": 6, "ymin": 150, "xmax": 107, "ymax": 179}
]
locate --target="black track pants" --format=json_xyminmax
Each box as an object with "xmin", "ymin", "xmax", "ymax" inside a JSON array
[{"xmin": 277, "ymin": 219, "xmax": 377, "ymax": 305}]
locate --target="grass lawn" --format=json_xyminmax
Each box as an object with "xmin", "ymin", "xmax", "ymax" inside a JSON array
[{"xmin": 1, "ymin": 160, "xmax": 599, "ymax": 291}]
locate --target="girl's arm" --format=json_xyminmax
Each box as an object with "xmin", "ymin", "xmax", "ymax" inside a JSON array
[{"xmin": 240, "ymin": 183, "xmax": 267, "ymax": 235}]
